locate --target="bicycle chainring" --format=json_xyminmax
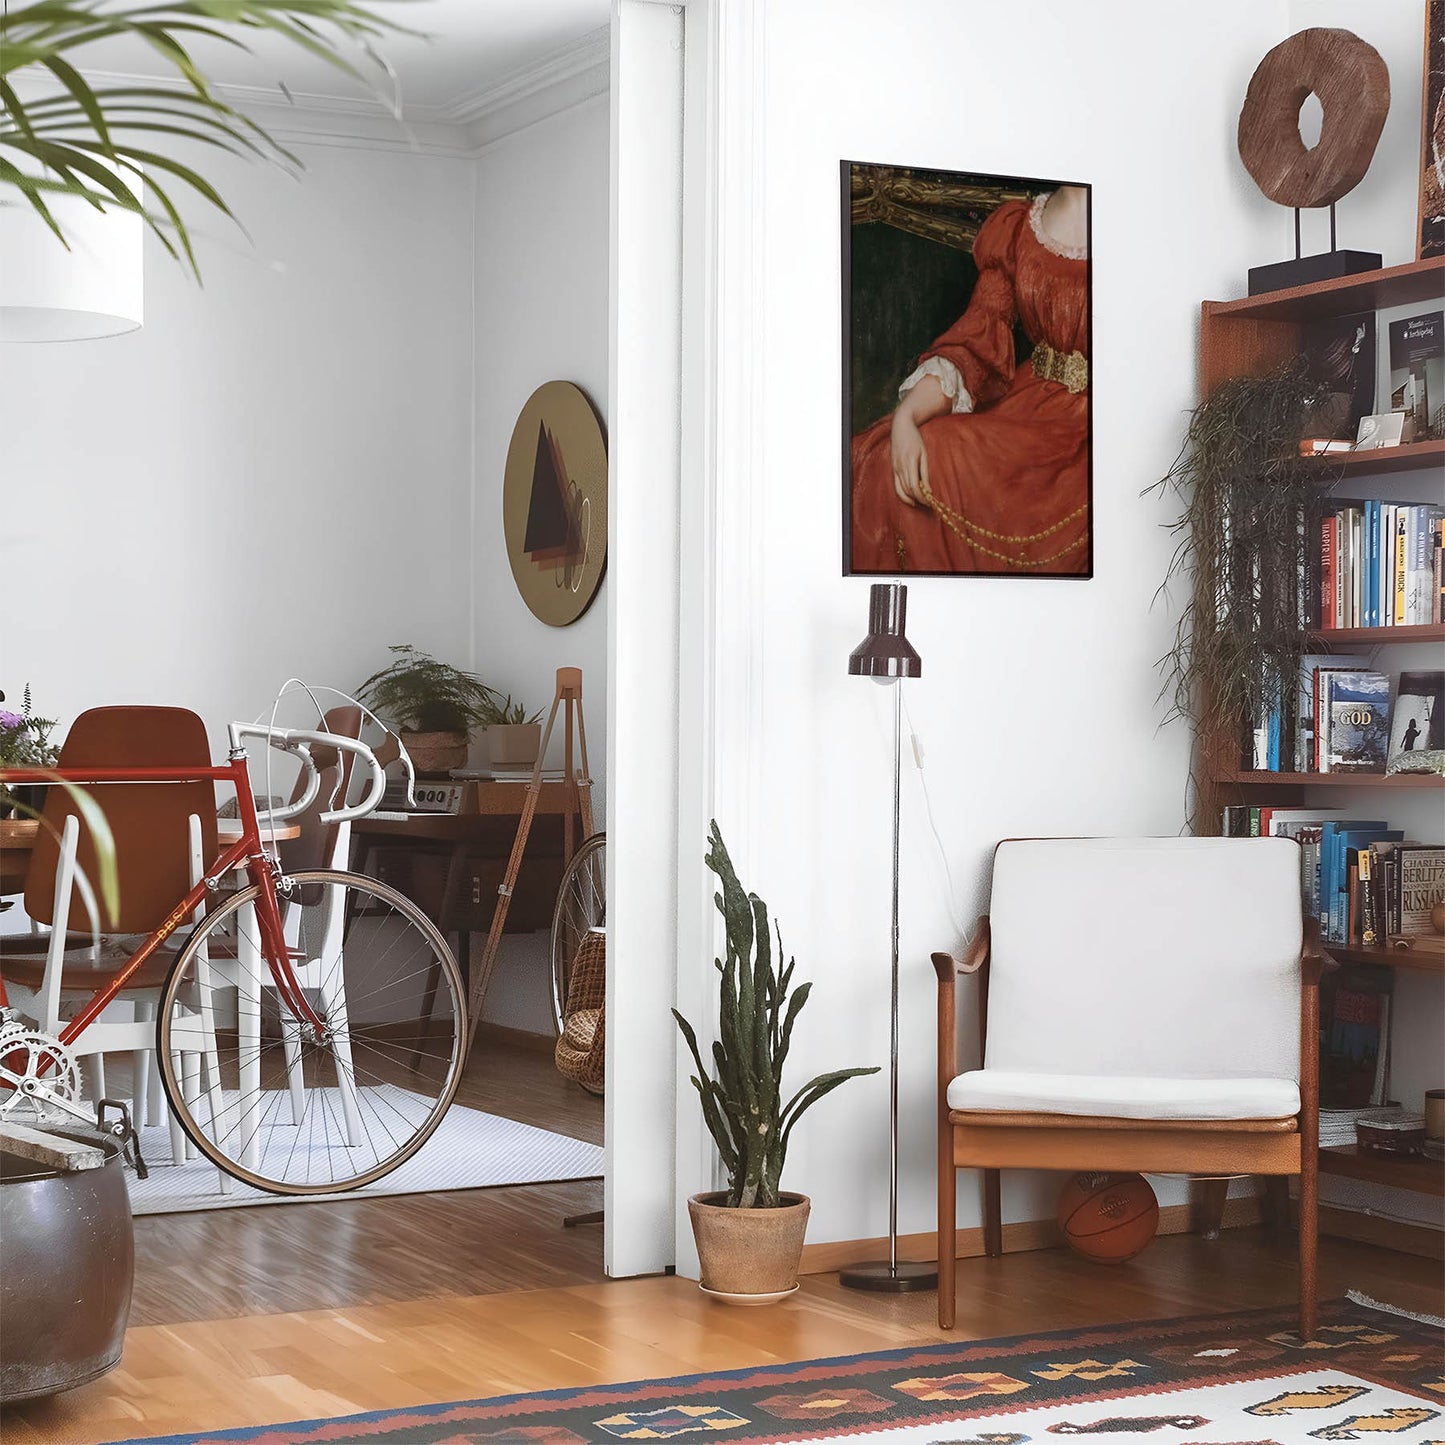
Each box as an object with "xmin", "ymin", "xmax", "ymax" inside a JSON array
[{"xmin": 0, "ymin": 1027, "xmax": 84, "ymax": 1122}]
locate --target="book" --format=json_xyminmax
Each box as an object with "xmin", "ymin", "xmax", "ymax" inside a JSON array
[
  {"xmin": 1388, "ymin": 311, "xmax": 1444, "ymax": 441},
  {"xmin": 1319, "ymin": 966, "xmax": 1393, "ymax": 1109},
  {"xmin": 1303, "ymin": 311, "xmax": 1377, "ymax": 439},
  {"xmin": 1386, "ymin": 670, "xmax": 1444, "ymax": 766},
  {"xmin": 1321, "ymin": 671, "xmax": 1390, "ymax": 773},
  {"xmin": 1396, "ymin": 844, "xmax": 1445, "ymax": 935},
  {"xmin": 1297, "ymin": 653, "xmax": 1367, "ymax": 772},
  {"xmin": 1406, "ymin": 505, "xmax": 1445, "ymax": 623}
]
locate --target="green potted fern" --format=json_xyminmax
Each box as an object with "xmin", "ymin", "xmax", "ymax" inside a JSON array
[
  {"xmin": 357, "ymin": 646, "xmax": 496, "ymax": 777},
  {"xmin": 673, "ymin": 822, "xmax": 878, "ymax": 1302}
]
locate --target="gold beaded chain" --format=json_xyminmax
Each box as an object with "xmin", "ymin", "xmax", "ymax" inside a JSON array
[{"xmin": 915, "ymin": 488, "xmax": 1088, "ymax": 569}]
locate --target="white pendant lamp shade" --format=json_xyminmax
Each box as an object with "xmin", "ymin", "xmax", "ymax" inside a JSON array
[{"xmin": 0, "ymin": 174, "xmax": 143, "ymax": 342}]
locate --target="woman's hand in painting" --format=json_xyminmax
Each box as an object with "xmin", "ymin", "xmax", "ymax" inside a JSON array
[{"xmin": 890, "ymin": 373, "xmax": 949, "ymax": 508}]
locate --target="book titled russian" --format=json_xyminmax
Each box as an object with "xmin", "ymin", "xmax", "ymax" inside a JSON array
[
  {"xmin": 1388, "ymin": 311, "xmax": 1444, "ymax": 441},
  {"xmin": 1396, "ymin": 845, "xmax": 1445, "ymax": 936},
  {"xmin": 1321, "ymin": 671, "xmax": 1391, "ymax": 773}
]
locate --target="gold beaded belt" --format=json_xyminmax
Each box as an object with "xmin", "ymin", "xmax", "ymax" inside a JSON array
[{"xmin": 1031, "ymin": 342, "xmax": 1088, "ymax": 393}]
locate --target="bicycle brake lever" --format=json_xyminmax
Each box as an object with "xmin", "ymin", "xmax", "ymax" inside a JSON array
[{"xmin": 97, "ymin": 1097, "xmax": 148, "ymax": 1180}]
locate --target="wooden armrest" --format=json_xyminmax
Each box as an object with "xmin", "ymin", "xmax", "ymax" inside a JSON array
[{"xmin": 932, "ymin": 916, "xmax": 991, "ymax": 981}]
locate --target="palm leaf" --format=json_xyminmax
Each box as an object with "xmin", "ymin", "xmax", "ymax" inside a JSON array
[{"xmin": 0, "ymin": 0, "xmax": 415, "ymax": 278}]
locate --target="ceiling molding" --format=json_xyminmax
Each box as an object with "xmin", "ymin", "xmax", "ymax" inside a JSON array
[
  {"xmin": 442, "ymin": 25, "xmax": 610, "ymax": 127},
  {"xmin": 23, "ymin": 27, "xmax": 612, "ymax": 158}
]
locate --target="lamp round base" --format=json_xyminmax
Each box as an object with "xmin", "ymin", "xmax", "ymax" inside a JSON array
[{"xmin": 837, "ymin": 1259, "xmax": 938, "ymax": 1293}]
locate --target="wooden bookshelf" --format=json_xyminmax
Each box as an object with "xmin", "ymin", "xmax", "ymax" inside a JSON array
[
  {"xmin": 1323, "ymin": 942, "xmax": 1445, "ymax": 976},
  {"xmin": 1194, "ymin": 262, "xmax": 1445, "ymax": 1232},
  {"xmin": 1306, "ymin": 623, "xmax": 1445, "ymax": 646},
  {"xmin": 1319, "ymin": 1145, "xmax": 1445, "ymax": 1197},
  {"xmin": 1213, "ymin": 770, "xmax": 1445, "ymax": 789},
  {"xmin": 1206, "ymin": 255, "xmax": 1445, "ymax": 324},
  {"xmin": 1314, "ymin": 438, "xmax": 1445, "ymax": 478}
]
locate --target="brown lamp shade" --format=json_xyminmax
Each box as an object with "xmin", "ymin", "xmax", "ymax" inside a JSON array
[{"xmin": 848, "ymin": 582, "xmax": 921, "ymax": 681}]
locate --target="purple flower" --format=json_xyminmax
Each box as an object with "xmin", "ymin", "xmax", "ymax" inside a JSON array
[{"xmin": 0, "ymin": 711, "xmax": 25, "ymax": 730}]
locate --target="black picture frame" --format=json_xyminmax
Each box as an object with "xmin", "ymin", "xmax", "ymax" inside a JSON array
[{"xmin": 841, "ymin": 159, "xmax": 1094, "ymax": 579}]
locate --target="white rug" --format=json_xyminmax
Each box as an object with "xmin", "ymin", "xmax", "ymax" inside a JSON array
[{"xmin": 125, "ymin": 1101, "xmax": 604, "ymax": 1214}]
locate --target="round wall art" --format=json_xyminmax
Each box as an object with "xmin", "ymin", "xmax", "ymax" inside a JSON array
[{"xmin": 502, "ymin": 380, "xmax": 608, "ymax": 627}]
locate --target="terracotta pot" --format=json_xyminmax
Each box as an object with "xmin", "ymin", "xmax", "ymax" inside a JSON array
[
  {"xmin": 486, "ymin": 723, "xmax": 542, "ymax": 769},
  {"xmin": 687, "ymin": 1191, "xmax": 809, "ymax": 1301},
  {"xmin": 401, "ymin": 730, "xmax": 469, "ymax": 778}
]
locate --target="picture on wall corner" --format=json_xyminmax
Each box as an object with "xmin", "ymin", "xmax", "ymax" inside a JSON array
[
  {"xmin": 842, "ymin": 160, "xmax": 1092, "ymax": 579},
  {"xmin": 1420, "ymin": 0, "xmax": 1445, "ymax": 259}
]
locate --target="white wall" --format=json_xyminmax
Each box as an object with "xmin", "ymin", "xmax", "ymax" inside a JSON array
[
  {"xmin": 469, "ymin": 95, "xmax": 612, "ymax": 1033},
  {"xmin": 0, "ymin": 143, "xmax": 475, "ymax": 743},
  {"xmin": 692, "ymin": 0, "xmax": 1309, "ymax": 1250}
]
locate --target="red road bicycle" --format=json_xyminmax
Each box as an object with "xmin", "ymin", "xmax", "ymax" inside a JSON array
[{"xmin": 0, "ymin": 718, "xmax": 467, "ymax": 1194}]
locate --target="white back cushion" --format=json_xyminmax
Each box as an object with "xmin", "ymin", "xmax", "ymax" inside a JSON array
[{"xmin": 985, "ymin": 838, "xmax": 1302, "ymax": 1083}]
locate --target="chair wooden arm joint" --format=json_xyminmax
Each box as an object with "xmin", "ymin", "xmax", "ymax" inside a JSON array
[{"xmin": 934, "ymin": 916, "xmax": 991, "ymax": 983}]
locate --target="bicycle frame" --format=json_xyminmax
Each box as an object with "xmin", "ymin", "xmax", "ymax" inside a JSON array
[{"xmin": 0, "ymin": 751, "xmax": 325, "ymax": 1045}]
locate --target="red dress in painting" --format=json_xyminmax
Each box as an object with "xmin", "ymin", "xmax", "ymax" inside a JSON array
[{"xmin": 850, "ymin": 195, "xmax": 1090, "ymax": 574}]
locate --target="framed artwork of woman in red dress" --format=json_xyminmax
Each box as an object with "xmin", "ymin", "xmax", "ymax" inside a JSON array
[{"xmin": 844, "ymin": 161, "xmax": 1093, "ymax": 579}]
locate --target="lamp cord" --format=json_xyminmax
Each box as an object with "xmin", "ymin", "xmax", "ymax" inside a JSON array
[{"xmin": 899, "ymin": 689, "xmax": 968, "ymax": 941}]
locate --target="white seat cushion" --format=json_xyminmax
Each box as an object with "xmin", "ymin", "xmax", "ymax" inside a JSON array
[{"xmin": 947, "ymin": 1069, "xmax": 1300, "ymax": 1121}]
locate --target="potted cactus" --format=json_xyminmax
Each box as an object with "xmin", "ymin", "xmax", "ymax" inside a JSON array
[{"xmin": 673, "ymin": 822, "xmax": 878, "ymax": 1303}]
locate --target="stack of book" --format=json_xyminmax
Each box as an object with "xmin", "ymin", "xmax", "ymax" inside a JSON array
[
  {"xmin": 1320, "ymin": 1104, "xmax": 1401, "ymax": 1147},
  {"xmin": 1314, "ymin": 501, "xmax": 1445, "ymax": 630},
  {"xmin": 1219, "ymin": 808, "xmax": 1445, "ymax": 949},
  {"xmin": 1245, "ymin": 667, "xmax": 1443, "ymax": 776}
]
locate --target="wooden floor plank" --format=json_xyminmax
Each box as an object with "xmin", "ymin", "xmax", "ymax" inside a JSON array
[{"xmin": 6, "ymin": 1230, "xmax": 1441, "ymax": 1445}]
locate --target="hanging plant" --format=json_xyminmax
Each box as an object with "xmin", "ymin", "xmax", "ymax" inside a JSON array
[{"xmin": 1146, "ymin": 359, "xmax": 1338, "ymax": 809}]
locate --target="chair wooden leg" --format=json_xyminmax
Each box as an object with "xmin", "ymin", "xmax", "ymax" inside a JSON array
[
  {"xmin": 982, "ymin": 1168, "xmax": 1002, "ymax": 1258},
  {"xmin": 1298, "ymin": 1158, "xmax": 1318, "ymax": 1341},
  {"xmin": 938, "ymin": 1139, "xmax": 956, "ymax": 1329},
  {"xmin": 1191, "ymin": 1176, "xmax": 1230, "ymax": 1239}
]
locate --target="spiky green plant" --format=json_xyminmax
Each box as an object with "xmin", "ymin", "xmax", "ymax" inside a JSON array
[
  {"xmin": 672, "ymin": 822, "xmax": 878, "ymax": 1209},
  {"xmin": 0, "ymin": 0, "xmax": 410, "ymax": 279}
]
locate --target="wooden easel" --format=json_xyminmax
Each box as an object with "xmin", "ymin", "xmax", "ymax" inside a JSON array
[{"xmin": 465, "ymin": 667, "xmax": 594, "ymax": 1052}]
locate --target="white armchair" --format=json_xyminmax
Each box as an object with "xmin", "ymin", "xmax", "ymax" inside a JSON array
[{"xmin": 933, "ymin": 836, "xmax": 1321, "ymax": 1337}]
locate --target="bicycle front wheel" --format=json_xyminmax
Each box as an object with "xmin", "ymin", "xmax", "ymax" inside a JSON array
[{"xmin": 157, "ymin": 869, "xmax": 466, "ymax": 1194}]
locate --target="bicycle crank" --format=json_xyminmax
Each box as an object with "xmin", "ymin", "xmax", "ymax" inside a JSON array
[{"xmin": 0, "ymin": 1025, "xmax": 91, "ymax": 1128}]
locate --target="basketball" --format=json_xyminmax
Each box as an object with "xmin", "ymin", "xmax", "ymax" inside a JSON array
[{"xmin": 1056, "ymin": 1172, "xmax": 1159, "ymax": 1264}]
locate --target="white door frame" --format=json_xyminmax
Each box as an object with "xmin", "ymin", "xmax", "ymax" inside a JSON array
[{"xmin": 606, "ymin": 0, "xmax": 766, "ymax": 1278}]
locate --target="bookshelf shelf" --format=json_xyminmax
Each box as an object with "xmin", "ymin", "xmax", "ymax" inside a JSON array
[
  {"xmin": 1323, "ymin": 943, "xmax": 1445, "ymax": 976},
  {"xmin": 1307, "ymin": 623, "xmax": 1445, "ymax": 645},
  {"xmin": 1205, "ymin": 256, "xmax": 1445, "ymax": 323},
  {"xmin": 1319, "ymin": 1144, "xmax": 1445, "ymax": 1197},
  {"xmin": 1213, "ymin": 770, "xmax": 1445, "ymax": 789},
  {"xmin": 1313, "ymin": 438, "xmax": 1445, "ymax": 478}
]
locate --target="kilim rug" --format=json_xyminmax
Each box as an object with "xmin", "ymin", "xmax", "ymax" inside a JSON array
[{"xmin": 105, "ymin": 1294, "xmax": 1442, "ymax": 1445}]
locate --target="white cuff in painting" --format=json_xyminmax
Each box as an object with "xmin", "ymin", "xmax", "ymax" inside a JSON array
[{"xmin": 898, "ymin": 356, "xmax": 973, "ymax": 414}]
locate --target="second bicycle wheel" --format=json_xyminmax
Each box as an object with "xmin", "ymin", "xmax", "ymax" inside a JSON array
[
  {"xmin": 157, "ymin": 868, "xmax": 466, "ymax": 1194},
  {"xmin": 550, "ymin": 832, "xmax": 606, "ymax": 1035}
]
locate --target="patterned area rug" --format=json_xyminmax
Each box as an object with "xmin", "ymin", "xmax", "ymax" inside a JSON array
[{"xmin": 105, "ymin": 1296, "xmax": 1442, "ymax": 1445}]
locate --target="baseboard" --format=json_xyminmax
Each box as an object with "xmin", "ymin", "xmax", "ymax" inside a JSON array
[
  {"xmin": 1316, "ymin": 1203, "xmax": 1444, "ymax": 1261},
  {"xmin": 797, "ymin": 1195, "xmax": 1262, "ymax": 1275}
]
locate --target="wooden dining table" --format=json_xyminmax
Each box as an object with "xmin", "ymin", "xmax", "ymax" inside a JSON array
[{"xmin": 0, "ymin": 816, "xmax": 299, "ymax": 898}]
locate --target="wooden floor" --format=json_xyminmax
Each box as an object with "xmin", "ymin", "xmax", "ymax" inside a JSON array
[
  {"xmin": 6, "ymin": 1230, "xmax": 1442, "ymax": 1445},
  {"xmin": 131, "ymin": 1026, "xmax": 606, "ymax": 1325},
  {"xmin": 6, "ymin": 1039, "xmax": 1444, "ymax": 1443}
]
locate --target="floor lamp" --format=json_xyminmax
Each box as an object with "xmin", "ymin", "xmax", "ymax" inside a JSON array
[{"xmin": 840, "ymin": 582, "xmax": 937, "ymax": 1293}]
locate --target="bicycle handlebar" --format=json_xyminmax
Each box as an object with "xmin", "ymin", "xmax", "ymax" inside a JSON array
[{"xmin": 226, "ymin": 723, "xmax": 397, "ymax": 826}]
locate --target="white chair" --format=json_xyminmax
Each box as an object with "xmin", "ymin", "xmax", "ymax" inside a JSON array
[
  {"xmin": 932, "ymin": 836, "xmax": 1321, "ymax": 1337},
  {"xmin": 0, "ymin": 705, "xmax": 227, "ymax": 1181}
]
